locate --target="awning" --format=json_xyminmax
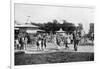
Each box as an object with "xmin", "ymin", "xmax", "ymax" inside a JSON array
[
  {"xmin": 26, "ymin": 29, "xmax": 44, "ymax": 33},
  {"xmin": 56, "ymin": 28, "xmax": 65, "ymax": 33}
]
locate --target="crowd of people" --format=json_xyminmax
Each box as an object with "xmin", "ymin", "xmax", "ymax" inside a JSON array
[{"xmin": 14, "ymin": 31, "xmax": 81, "ymax": 51}]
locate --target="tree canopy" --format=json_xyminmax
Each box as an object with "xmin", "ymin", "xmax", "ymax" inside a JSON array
[{"xmin": 32, "ymin": 20, "xmax": 76, "ymax": 33}]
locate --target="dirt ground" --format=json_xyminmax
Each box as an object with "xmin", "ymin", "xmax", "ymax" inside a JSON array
[{"xmin": 15, "ymin": 52, "xmax": 94, "ymax": 65}]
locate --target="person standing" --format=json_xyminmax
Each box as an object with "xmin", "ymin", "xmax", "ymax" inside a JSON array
[
  {"xmin": 36, "ymin": 38, "xmax": 40, "ymax": 51},
  {"xmin": 15, "ymin": 38, "xmax": 19, "ymax": 50},
  {"xmin": 24, "ymin": 37, "xmax": 28, "ymax": 50},
  {"xmin": 64, "ymin": 37, "xmax": 69, "ymax": 49},
  {"xmin": 73, "ymin": 31, "xmax": 78, "ymax": 51},
  {"xmin": 56, "ymin": 36, "xmax": 59, "ymax": 46},
  {"xmin": 44, "ymin": 36, "xmax": 47, "ymax": 49},
  {"xmin": 19, "ymin": 37, "xmax": 24, "ymax": 50},
  {"xmin": 41, "ymin": 37, "xmax": 44, "ymax": 50},
  {"xmin": 70, "ymin": 34, "xmax": 73, "ymax": 44},
  {"xmin": 22, "ymin": 37, "xmax": 25, "ymax": 50}
]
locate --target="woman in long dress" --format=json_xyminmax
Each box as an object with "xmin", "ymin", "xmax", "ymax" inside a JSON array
[{"xmin": 24, "ymin": 37, "xmax": 28, "ymax": 50}]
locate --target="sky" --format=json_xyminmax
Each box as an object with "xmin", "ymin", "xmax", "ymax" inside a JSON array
[{"xmin": 15, "ymin": 3, "xmax": 94, "ymax": 33}]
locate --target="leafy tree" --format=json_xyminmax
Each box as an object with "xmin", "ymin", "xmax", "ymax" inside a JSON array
[
  {"xmin": 77, "ymin": 23, "xmax": 83, "ymax": 31},
  {"xmin": 62, "ymin": 20, "xmax": 76, "ymax": 33},
  {"xmin": 31, "ymin": 20, "xmax": 76, "ymax": 34},
  {"xmin": 76, "ymin": 23, "xmax": 83, "ymax": 37},
  {"xmin": 88, "ymin": 23, "xmax": 94, "ymax": 41}
]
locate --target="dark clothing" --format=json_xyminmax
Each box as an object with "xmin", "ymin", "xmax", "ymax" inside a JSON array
[
  {"xmin": 73, "ymin": 33, "xmax": 78, "ymax": 51},
  {"xmin": 41, "ymin": 39, "xmax": 44, "ymax": 47},
  {"xmin": 44, "ymin": 38, "xmax": 46, "ymax": 48},
  {"xmin": 65, "ymin": 43, "xmax": 68, "ymax": 48},
  {"xmin": 56, "ymin": 38, "xmax": 59, "ymax": 46},
  {"xmin": 64, "ymin": 37, "xmax": 68, "ymax": 48},
  {"xmin": 36, "ymin": 40, "xmax": 39, "ymax": 47},
  {"xmin": 27, "ymin": 35, "xmax": 31, "ymax": 44},
  {"xmin": 71, "ymin": 40, "xmax": 73, "ymax": 44},
  {"xmin": 19, "ymin": 38, "xmax": 24, "ymax": 50}
]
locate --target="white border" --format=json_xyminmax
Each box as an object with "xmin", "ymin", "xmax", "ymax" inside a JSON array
[
  {"xmin": 10, "ymin": 0, "xmax": 95, "ymax": 69},
  {"xmin": 10, "ymin": 0, "xmax": 14, "ymax": 69}
]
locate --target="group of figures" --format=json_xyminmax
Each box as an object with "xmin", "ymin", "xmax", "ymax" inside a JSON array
[
  {"xmin": 14, "ymin": 31, "xmax": 81, "ymax": 51},
  {"xmin": 36, "ymin": 34, "xmax": 47, "ymax": 50},
  {"xmin": 55, "ymin": 32, "xmax": 80, "ymax": 51},
  {"xmin": 14, "ymin": 33, "xmax": 29, "ymax": 50}
]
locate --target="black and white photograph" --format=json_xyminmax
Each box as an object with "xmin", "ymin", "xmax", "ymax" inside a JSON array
[{"xmin": 14, "ymin": 3, "xmax": 94, "ymax": 65}]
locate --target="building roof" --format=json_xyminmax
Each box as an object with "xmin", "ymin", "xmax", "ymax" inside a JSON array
[{"xmin": 14, "ymin": 23, "xmax": 39, "ymax": 28}]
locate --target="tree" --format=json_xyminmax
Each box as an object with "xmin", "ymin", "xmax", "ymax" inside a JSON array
[
  {"xmin": 76, "ymin": 23, "xmax": 83, "ymax": 37},
  {"xmin": 89, "ymin": 23, "xmax": 94, "ymax": 34},
  {"xmin": 52, "ymin": 19, "xmax": 60, "ymax": 31},
  {"xmin": 88, "ymin": 23, "xmax": 94, "ymax": 41},
  {"xmin": 32, "ymin": 20, "xmax": 76, "ymax": 34},
  {"xmin": 62, "ymin": 20, "xmax": 76, "ymax": 33},
  {"xmin": 77, "ymin": 23, "xmax": 83, "ymax": 31},
  {"xmin": 39, "ymin": 20, "xmax": 60, "ymax": 34}
]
